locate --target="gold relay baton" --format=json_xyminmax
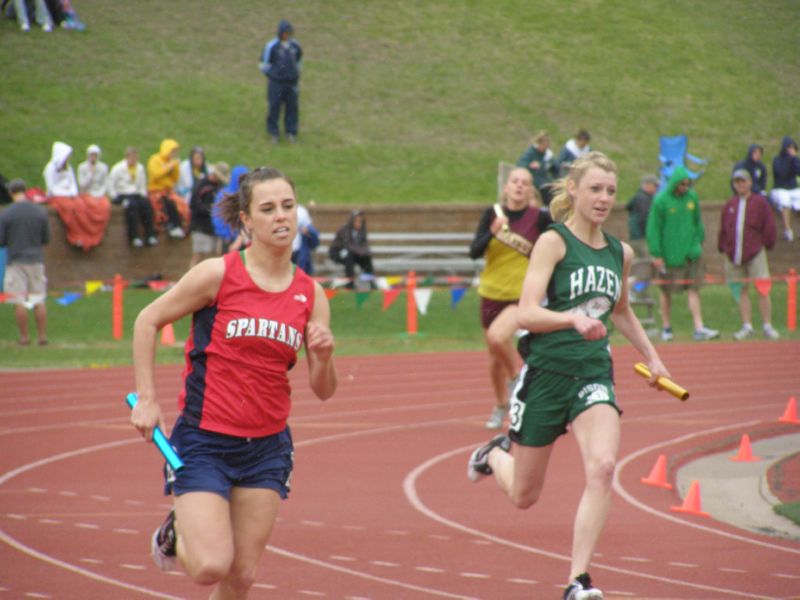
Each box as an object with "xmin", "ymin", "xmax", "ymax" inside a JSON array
[{"xmin": 634, "ymin": 362, "xmax": 690, "ymax": 401}]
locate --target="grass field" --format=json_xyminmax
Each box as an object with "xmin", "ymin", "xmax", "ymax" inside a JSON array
[
  {"xmin": 2, "ymin": 0, "xmax": 799, "ymax": 205},
  {"xmin": 0, "ymin": 281, "xmax": 797, "ymax": 369}
]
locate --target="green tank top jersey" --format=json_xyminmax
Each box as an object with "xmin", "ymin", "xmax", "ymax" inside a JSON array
[{"xmin": 525, "ymin": 223, "xmax": 624, "ymax": 378}]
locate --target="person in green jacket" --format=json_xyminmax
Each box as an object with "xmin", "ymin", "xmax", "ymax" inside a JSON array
[{"xmin": 645, "ymin": 166, "xmax": 719, "ymax": 341}]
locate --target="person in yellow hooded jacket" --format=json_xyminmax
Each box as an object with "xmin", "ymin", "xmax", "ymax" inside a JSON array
[{"xmin": 147, "ymin": 139, "xmax": 189, "ymax": 239}]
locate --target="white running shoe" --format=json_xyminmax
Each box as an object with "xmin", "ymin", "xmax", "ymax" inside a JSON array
[
  {"xmin": 485, "ymin": 405, "xmax": 507, "ymax": 429},
  {"xmin": 563, "ymin": 572, "xmax": 603, "ymax": 599},
  {"xmin": 150, "ymin": 510, "xmax": 177, "ymax": 572},
  {"xmin": 763, "ymin": 324, "xmax": 780, "ymax": 340},
  {"xmin": 733, "ymin": 325, "xmax": 754, "ymax": 341}
]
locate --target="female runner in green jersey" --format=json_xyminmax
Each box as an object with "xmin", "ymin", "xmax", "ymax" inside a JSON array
[{"xmin": 468, "ymin": 151, "xmax": 670, "ymax": 600}]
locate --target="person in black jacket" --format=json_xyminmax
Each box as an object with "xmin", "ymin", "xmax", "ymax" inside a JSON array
[
  {"xmin": 328, "ymin": 210, "xmax": 373, "ymax": 288},
  {"xmin": 731, "ymin": 144, "xmax": 768, "ymax": 196},
  {"xmin": 189, "ymin": 162, "xmax": 230, "ymax": 269},
  {"xmin": 259, "ymin": 19, "xmax": 303, "ymax": 144}
]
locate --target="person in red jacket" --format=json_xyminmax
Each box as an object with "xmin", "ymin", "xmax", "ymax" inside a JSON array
[
  {"xmin": 718, "ymin": 169, "xmax": 779, "ymax": 340},
  {"xmin": 131, "ymin": 167, "xmax": 337, "ymax": 597}
]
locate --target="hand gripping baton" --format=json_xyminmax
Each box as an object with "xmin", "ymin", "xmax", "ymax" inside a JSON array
[
  {"xmin": 125, "ymin": 393, "xmax": 184, "ymax": 471},
  {"xmin": 634, "ymin": 363, "xmax": 690, "ymax": 401}
]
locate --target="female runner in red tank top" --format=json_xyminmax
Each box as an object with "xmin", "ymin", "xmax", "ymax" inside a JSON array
[{"xmin": 130, "ymin": 167, "xmax": 337, "ymax": 598}]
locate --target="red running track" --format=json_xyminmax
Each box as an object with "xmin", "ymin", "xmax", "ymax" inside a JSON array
[{"xmin": 1, "ymin": 341, "xmax": 799, "ymax": 599}]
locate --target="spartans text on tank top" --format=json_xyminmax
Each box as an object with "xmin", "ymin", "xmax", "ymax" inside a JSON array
[
  {"xmin": 526, "ymin": 223, "xmax": 624, "ymax": 378},
  {"xmin": 178, "ymin": 251, "xmax": 315, "ymax": 438}
]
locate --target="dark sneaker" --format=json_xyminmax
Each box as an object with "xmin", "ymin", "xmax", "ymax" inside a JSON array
[
  {"xmin": 150, "ymin": 509, "xmax": 177, "ymax": 571},
  {"xmin": 563, "ymin": 572, "xmax": 603, "ymax": 599},
  {"xmin": 467, "ymin": 434, "xmax": 511, "ymax": 482}
]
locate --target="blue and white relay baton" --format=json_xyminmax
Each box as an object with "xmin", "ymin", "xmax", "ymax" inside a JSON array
[{"xmin": 125, "ymin": 393, "xmax": 184, "ymax": 471}]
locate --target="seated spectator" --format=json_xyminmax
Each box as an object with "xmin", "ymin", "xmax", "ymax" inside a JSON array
[
  {"xmin": 147, "ymin": 139, "xmax": 189, "ymax": 239},
  {"xmin": 7, "ymin": 0, "xmax": 54, "ymax": 31},
  {"xmin": 516, "ymin": 130, "xmax": 556, "ymax": 207},
  {"xmin": 188, "ymin": 162, "xmax": 230, "ymax": 268},
  {"xmin": 291, "ymin": 202, "xmax": 320, "ymax": 274},
  {"xmin": 328, "ymin": 209, "xmax": 373, "ymax": 288},
  {"xmin": 554, "ymin": 129, "xmax": 592, "ymax": 177},
  {"xmin": 769, "ymin": 136, "xmax": 800, "ymax": 241},
  {"xmin": 0, "ymin": 178, "xmax": 50, "ymax": 346},
  {"xmin": 625, "ymin": 174, "xmax": 659, "ymax": 257},
  {"xmin": 108, "ymin": 147, "xmax": 157, "ymax": 248},
  {"xmin": 731, "ymin": 144, "xmax": 767, "ymax": 196},
  {"xmin": 77, "ymin": 144, "xmax": 109, "ymax": 198},
  {"xmin": 177, "ymin": 146, "xmax": 207, "ymax": 200},
  {"xmin": 43, "ymin": 141, "xmax": 111, "ymax": 251}
]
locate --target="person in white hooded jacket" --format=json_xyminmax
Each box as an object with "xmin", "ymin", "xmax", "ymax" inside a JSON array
[{"xmin": 44, "ymin": 141, "xmax": 111, "ymax": 251}]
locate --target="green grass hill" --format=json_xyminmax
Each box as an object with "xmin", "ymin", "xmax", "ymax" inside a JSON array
[{"xmin": 2, "ymin": 0, "xmax": 799, "ymax": 204}]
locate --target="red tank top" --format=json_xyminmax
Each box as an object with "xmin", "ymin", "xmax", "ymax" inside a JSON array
[{"xmin": 178, "ymin": 251, "xmax": 315, "ymax": 437}]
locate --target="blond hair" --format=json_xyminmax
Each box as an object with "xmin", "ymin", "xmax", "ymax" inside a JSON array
[{"xmin": 548, "ymin": 151, "xmax": 618, "ymax": 222}]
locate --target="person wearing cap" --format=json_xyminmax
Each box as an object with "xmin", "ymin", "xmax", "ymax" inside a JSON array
[
  {"xmin": 0, "ymin": 179, "xmax": 50, "ymax": 346},
  {"xmin": 645, "ymin": 165, "xmax": 719, "ymax": 342},
  {"xmin": 625, "ymin": 174, "xmax": 660, "ymax": 258},
  {"xmin": 78, "ymin": 144, "xmax": 110, "ymax": 198},
  {"xmin": 719, "ymin": 169, "xmax": 779, "ymax": 340},
  {"xmin": 259, "ymin": 19, "xmax": 303, "ymax": 144},
  {"xmin": 188, "ymin": 162, "xmax": 231, "ymax": 268}
]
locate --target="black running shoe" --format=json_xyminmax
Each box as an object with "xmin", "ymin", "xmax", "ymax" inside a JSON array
[
  {"xmin": 467, "ymin": 434, "xmax": 511, "ymax": 482},
  {"xmin": 563, "ymin": 572, "xmax": 603, "ymax": 599},
  {"xmin": 150, "ymin": 509, "xmax": 177, "ymax": 571}
]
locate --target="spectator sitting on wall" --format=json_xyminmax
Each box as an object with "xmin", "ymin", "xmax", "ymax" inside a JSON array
[
  {"xmin": 147, "ymin": 139, "xmax": 189, "ymax": 239},
  {"xmin": 108, "ymin": 147, "xmax": 157, "ymax": 248},
  {"xmin": 328, "ymin": 209, "xmax": 373, "ymax": 288}
]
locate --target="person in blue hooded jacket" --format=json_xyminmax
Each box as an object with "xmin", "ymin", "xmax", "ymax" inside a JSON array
[
  {"xmin": 769, "ymin": 136, "xmax": 800, "ymax": 242},
  {"xmin": 259, "ymin": 20, "xmax": 303, "ymax": 144},
  {"xmin": 731, "ymin": 144, "xmax": 767, "ymax": 196}
]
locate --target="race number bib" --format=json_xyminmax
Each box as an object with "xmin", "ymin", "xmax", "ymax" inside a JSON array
[{"xmin": 508, "ymin": 365, "xmax": 527, "ymax": 432}]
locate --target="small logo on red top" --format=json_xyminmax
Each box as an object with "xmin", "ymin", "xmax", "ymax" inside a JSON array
[{"xmin": 293, "ymin": 294, "xmax": 307, "ymax": 303}]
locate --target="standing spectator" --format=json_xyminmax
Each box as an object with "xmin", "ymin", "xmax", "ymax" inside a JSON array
[
  {"xmin": 516, "ymin": 131, "xmax": 556, "ymax": 207},
  {"xmin": 291, "ymin": 203, "xmax": 320, "ymax": 274},
  {"xmin": 625, "ymin": 174, "xmax": 660, "ymax": 257},
  {"xmin": 646, "ymin": 166, "xmax": 719, "ymax": 341},
  {"xmin": 328, "ymin": 210, "xmax": 373, "ymax": 288},
  {"xmin": 9, "ymin": 0, "xmax": 53, "ymax": 31},
  {"xmin": 177, "ymin": 146, "xmax": 207, "ymax": 200},
  {"xmin": 77, "ymin": 144, "xmax": 109, "ymax": 198},
  {"xmin": 719, "ymin": 169, "xmax": 779, "ymax": 340},
  {"xmin": 260, "ymin": 19, "xmax": 303, "ymax": 144},
  {"xmin": 468, "ymin": 152, "xmax": 670, "ymax": 600},
  {"xmin": 732, "ymin": 144, "xmax": 767, "ymax": 196},
  {"xmin": 147, "ymin": 139, "xmax": 189, "ymax": 239},
  {"xmin": 769, "ymin": 136, "xmax": 800, "ymax": 241},
  {"xmin": 188, "ymin": 162, "xmax": 230, "ymax": 269},
  {"xmin": 131, "ymin": 167, "xmax": 337, "ymax": 597},
  {"xmin": 44, "ymin": 141, "xmax": 111, "ymax": 251},
  {"xmin": 470, "ymin": 167, "xmax": 551, "ymax": 429},
  {"xmin": 554, "ymin": 129, "xmax": 592, "ymax": 177},
  {"xmin": 0, "ymin": 179, "xmax": 50, "ymax": 346},
  {"xmin": 108, "ymin": 147, "xmax": 157, "ymax": 247}
]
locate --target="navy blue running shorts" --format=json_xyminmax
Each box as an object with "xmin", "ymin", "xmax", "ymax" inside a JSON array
[{"xmin": 164, "ymin": 417, "xmax": 294, "ymax": 500}]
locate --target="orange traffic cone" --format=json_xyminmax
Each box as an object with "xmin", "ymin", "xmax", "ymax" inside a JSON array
[
  {"xmin": 641, "ymin": 454, "xmax": 673, "ymax": 489},
  {"xmin": 160, "ymin": 323, "xmax": 176, "ymax": 346},
  {"xmin": 778, "ymin": 397, "xmax": 800, "ymax": 424},
  {"xmin": 670, "ymin": 480, "xmax": 710, "ymax": 518},
  {"xmin": 728, "ymin": 434, "xmax": 761, "ymax": 462}
]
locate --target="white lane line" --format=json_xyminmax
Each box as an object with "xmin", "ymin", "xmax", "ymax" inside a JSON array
[
  {"xmin": 0, "ymin": 437, "xmax": 185, "ymax": 599},
  {"xmin": 619, "ymin": 556, "xmax": 651, "ymax": 563},
  {"xmin": 459, "ymin": 572, "xmax": 490, "ymax": 579},
  {"xmin": 6, "ymin": 514, "xmax": 26, "ymax": 520},
  {"xmin": 668, "ymin": 562, "xmax": 699, "ymax": 568},
  {"xmin": 507, "ymin": 577, "xmax": 537, "ymax": 585},
  {"xmin": 403, "ymin": 444, "xmax": 774, "ymax": 600},
  {"xmin": 252, "ymin": 582, "xmax": 277, "ymax": 590},
  {"xmin": 370, "ymin": 560, "xmax": 399, "ymax": 567},
  {"xmin": 415, "ymin": 566, "xmax": 445, "ymax": 573},
  {"xmin": 267, "ymin": 546, "xmax": 477, "ymax": 599},
  {"xmin": 719, "ymin": 567, "xmax": 747, "ymax": 573},
  {"xmin": 120, "ymin": 563, "xmax": 146, "ymax": 571},
  {"xmin": 329, "ymin": 555, "xmax": 356, "ymax": 562},
  {"xmin": 75, "ymin": 523, "xmax": 100, "ymax": 530},
  {"xmin": 385, "ymin": 529, "xmax": 409, "ymax": 536},
  {"xmin": 57, "ymin": 491, "xmax": 77, "ymax": 497},
  {"xmin": 38, "ymin": 519, "xmax": 61, "ymax": 525},
  {"xmin": 773, "ymin": 572, "xmax": 800, "ymax": 579},
  {"xmin": 113, "ymin": 528, "xmax": 138, "ymax": 535}
]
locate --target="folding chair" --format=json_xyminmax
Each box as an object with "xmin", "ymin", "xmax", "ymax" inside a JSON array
[
  {"xmin": 658, "ymin": 135, "xmax": 708, "ymax": 191},
  {"xmin": 629, "ymin": 257, "xmax": 658, "ymax": 336}
]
